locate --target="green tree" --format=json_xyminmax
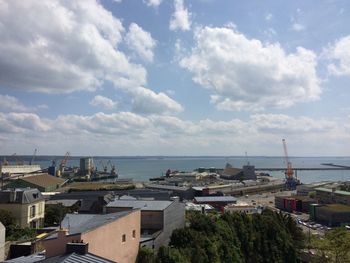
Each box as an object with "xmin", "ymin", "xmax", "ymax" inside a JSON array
[
  {"xmin": 44, "ymin": 203, "xmax": 70, "ymax": 226},
  {"xmin": 137, "ymin": 246, "xmax": 154, "ymax": 263},
  {"xmin": 0, "ymin": 209, "xmax": 15, "ymax": 227},
  {"xmin": 312, "ymin": 228, "xmax": 350, "ymax": 263}
]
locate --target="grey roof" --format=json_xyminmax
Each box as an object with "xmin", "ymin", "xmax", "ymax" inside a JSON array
[
  {"xmin": 194, "ymin": 196, "xmax": 237, "ymax": 203},
  {"xmin": 119, "ymin": 195, "xmax": 137, "ymax": 200},
  {"xmin": 0, "ymin": 188, "xmax": 44, "ymax": 204},
  {"xmin": 315, "ymin": 187, "xmax": 350, "ymax": 196},
  {"xmin": 4, "ymin": 253, "xmax": 45, "ymax": 262},
  {"xmin": 45, "ymin": 199, "xmax": 80, "ymax": 207},
  {"xmin": 106, "ymin": 199, "xmax": 173, "ymax": 211},
  {"xmin": 145, "ymin": 184, "xmax": 191, "ymax": 191},
  {"xmin": 61, "ymin": 211, "xmax": 133, "ymax": 235},
  {"xmin": 40, "ymin": 252, "xmax": 115, "ymax": 263}
]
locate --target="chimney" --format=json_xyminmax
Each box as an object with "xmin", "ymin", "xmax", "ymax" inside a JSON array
[{"xmin": 66, "ymin": 242, "xmax": 89, "ymax": 255}]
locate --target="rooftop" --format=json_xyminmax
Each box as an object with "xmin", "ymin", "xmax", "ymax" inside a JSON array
[
  {"xmin": 60, "ymin": 211, "xmax": 134, "ymax": 235},
  {"xmin": 321, "ymin": 204, "xmax": 350, "ymax": 212},
  {"xmin": 45, "ymin": 199, "xmax": 80, "ymax": 207},
  {"xmin": 315, "ymin": 187, "xmax": 350, "ymax": 196},
  {"xmin": 106, "ymin": 199, "xmax": 173, "ymax": 211},
  {"xmin": 18, "ymin": 174, "xmax": 66, "ymax": 188},
  {"xmin": 41, "ymin": 252, "xmax": 114, "ymax": 263},
  {"xmin": 194, "ymin": 196, "xmax": 237, "ymax": 203},
  {"xmin": 0, "ymin": 188, "xmax": 44, "ymax": 204}
]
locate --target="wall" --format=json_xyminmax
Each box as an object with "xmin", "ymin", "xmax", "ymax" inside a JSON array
[
  {"xmin": 0, "ymin": 222, "xmax": 5, "ymax": 262},
  {"xmin": 41, "ymin": 231, "xmax": 82, "ymax": 258},
  {"xmin": 0, "ymin": 200, "xmax": 44, "ymax": 228},
  {"xmin": 82, "ymin": 209, "xmax": 140, "ymax": 263},
  {"xmin": 155, "ymin": 200, "xmax": 185, "ymax": 250}
]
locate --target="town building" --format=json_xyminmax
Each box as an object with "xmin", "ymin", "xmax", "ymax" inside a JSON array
[
  {"xmin": 105, "ymin": 197, "xmax": 185, "ymax": 250},
  {"xmin": 315, "ymin": 187, "xmax": 350, "ymax": 205},
  {"xmin": 5, "ymin": 174, "xmax": 66, "ymax": 192},
  {"xmin": 275, "ymin": 195, "xmax": 317, "ymax": 213},
  {"xmin": 48, "ymin": 191, "xmax": 114, "ymax": 214},
  {"xmin": 0, "ymin": 188, "xmax": 45, "ymax": 228},
  {"xmin": 40, "ymin": 210, "xmax": 140, "ymax": 263}
]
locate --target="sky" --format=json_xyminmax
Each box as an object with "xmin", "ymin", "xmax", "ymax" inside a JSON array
[{"xmin": 0, "ymin": 0, "xmax": 350, "ymax": 156}]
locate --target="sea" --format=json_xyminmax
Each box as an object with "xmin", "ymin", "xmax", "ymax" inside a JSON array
[{"xmin": 3, "ymin": 156, "xmax": 350, "ymax": 184}]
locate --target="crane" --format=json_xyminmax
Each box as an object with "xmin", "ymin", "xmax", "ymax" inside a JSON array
[
  {"xmin": 29, "ymin": 149, "xmax": 37, "ymax": 165},
  {"xmin": 282, "ymin": 139, "xmax": 293, "ymax": 179},
  {"xmin": 282, "ymin": 139, "xmax": 298, "ymax": 189},
  {"xmin": 58, "ymin": 151, "xmax": 70, "ymax": 176}
]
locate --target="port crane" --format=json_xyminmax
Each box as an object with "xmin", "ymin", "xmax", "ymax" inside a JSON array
[
  {"xmin": 58, "ymin": 151, "xmax": 70, "ymax": 176},
  {"xmin": 29, "ymin": 149, "xmax": 37, "ymax": 165},
  {"xmin": 282, "ymin": 139, "xmax": 297, "ymax": 189}
]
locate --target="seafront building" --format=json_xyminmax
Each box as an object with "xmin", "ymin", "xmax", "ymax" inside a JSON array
[
  {"xmin": 0, "ymin": 188, "xmax": 45, "ymax": 228},
  {"xmin": 5, "ymin": 174, "xmax": 67, "ymax": 192}
]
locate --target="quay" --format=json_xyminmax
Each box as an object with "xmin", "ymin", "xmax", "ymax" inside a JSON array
[{"xmin": 255, "ymin": 167, "xmax": 350, "ymax": 171}]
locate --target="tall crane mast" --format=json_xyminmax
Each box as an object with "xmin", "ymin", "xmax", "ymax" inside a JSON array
[
  {"xmin": 30, "ymin": 149, "xmax": 37, "ymax": 165},
  {"xmin": 282, "ymin": 139, "xmax": 293, "ymax": 179},
  {"xmin": 58, "ymin": 151, "xmax": 70, "ymax": 176}
]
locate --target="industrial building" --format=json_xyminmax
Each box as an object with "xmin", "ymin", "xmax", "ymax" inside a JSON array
[
  {"xmin": 311, "ymin": 204, "xmax": 350, "ymax": 227},
  {"xmin": 315, "ymin": 187, "xmax": 350, "ymax": 205},
  {"xmin": 275, "ymin": 195, "xmax": 317, "ymax": 213},
  {"xmin": 5, "ymin": 174, "xmax": 66, "ymax": 192},
  {"xmin": 194, "ymin": 196, "xmax": 237, "ymax": 212}
]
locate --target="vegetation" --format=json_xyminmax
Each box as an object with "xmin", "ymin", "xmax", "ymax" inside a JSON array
[
  {"xmin": 311, "ymin": 228, "xmax": 350, "ymax": 263},
  {"xmin": 0, "ymin": 209, "xmax": 36, "ymax": 241},
  {"xmin": 339, "ymin": 184, "xmax": 350, "ymax": 192},
  {"xmin": 137, "ymin": 209, "xmax": 305, "ymax": 263},
  {"xmin": 44, "ymin": 202, "xmax": 79, "ymax": 227}
]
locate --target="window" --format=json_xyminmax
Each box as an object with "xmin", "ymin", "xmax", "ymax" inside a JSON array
[
  {"xmin": 122, "ymin": 234, "xmax": 126, "ymax": 243},
  {"xmin": 132, "ymin": 230, "xmax": 136, "ymax": 238},
  {"xmin": 30, "ymin": 205, "xmax": 36, "ymax": 218}
]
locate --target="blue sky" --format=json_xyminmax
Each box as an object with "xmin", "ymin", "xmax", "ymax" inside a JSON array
[{"xmin": 0, "ymin": 0, "xmax": 350, "ymax": 156}]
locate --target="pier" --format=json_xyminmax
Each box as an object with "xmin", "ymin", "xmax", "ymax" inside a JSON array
[{"xmin": 255, "ymin": 167, "xmax": 350, "ymax": 171}]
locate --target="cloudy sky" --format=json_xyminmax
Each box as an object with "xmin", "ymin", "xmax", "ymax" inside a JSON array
[{"xmin": 0, "ymin": 0, "xmax": 350, "ymax": 156}]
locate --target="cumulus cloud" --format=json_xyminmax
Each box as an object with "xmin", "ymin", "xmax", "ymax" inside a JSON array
[
  {"xmin": 0, "ymin": 110, "xmax": 349, "ymax": 155},
  {"xmin": 0, "ymin": 0, "xmax": 146, "ymax": 93},
  {"xmin": 325, "ymin": 36, "xmax": 350, "ymax": 76},
  {"xmin": 265, "ymin": 13, "xmax": 273, "ymax": 21},
  {"xmin": 0, "ymin": 95, "xmax": 32, "ymax": 112},
  {"xmin": 131, "ymin": 87, "xmax": 183, "ymax": 115},
  {"xmin": 180, "ymin": 26, "xmax": 321, "ymax": 111},
  {"xmin": 90, "ymin": 95, "xmax": 118, "ymax": 109},
  {"xmin": 144, "ymin": 0, "xmax": 162, "ymax": 7},
  {"xmin": 125, "ymin": 23, "xmax": 156, "ymax": 62},
  {"xmin": 169, "ymin": 0, "xmax": 191, "ymax": 31},
  {"xmin": 0, "ymin": 112, "xmax": 50, "ymax": 133}
]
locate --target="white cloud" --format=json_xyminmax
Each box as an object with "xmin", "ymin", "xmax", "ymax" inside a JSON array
[
  {"xmin": 0, "ymin": 95, "xmax": 31, "ymax": 112},
  {"xmin": 0, "ymin": 112, "xmax": 50, "ymax": 133},
  {"xmin": 144, "ymin": 0, "xmax": 162, "ymax": 7},
  {"xmin": 169, "ymin": 0, "xmax": 191, "ymax": 31},
  {"xmin": 131, "ymin": 87, "xmax": 183, "ymax": 115},
  {"xmin": 325, "ymin": 36, "xmax": 350, "ymax": 76},
  {"xmin": 0, "ymin": 0, "xmax": 146, "ymax": 93},
  {"xmin": 90, "ymin": 95, "xmax": 118, "ymax": 109},
  {"xmin": 125, "ymin": 23, "xmax": 156, "ymax": 62},
  {"xmin": 291, "ymin": 23, "xmax": 305, "ymax": 32},
  {"xmin": 180, "ymin": 26, "xmax": 321, "ymax": 111},
  {"xmin": 0, "ymin": 110, "xmax": 349, "ymax": 155}
]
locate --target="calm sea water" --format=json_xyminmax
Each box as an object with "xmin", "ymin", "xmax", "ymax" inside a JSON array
[{"xmin": 5, "ymin": 156, "xmax": 350, "ymax": 184}]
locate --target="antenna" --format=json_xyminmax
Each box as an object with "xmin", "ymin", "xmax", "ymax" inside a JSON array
[{"xmin": 245, "ymin": 151, "xmax": 250, "ymax": 165}]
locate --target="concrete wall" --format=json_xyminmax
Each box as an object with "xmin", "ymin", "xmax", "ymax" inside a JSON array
[
  {"xmin": 0, "ymin": 222, "xmax": 5, "ymax": 262},
  {"xmin": 82, "ymin": 209, "xmax": 140, "ymax": 263},
  {"xmin": 154, "ymin": 200, "xmax": 185, "ymax": 250}
]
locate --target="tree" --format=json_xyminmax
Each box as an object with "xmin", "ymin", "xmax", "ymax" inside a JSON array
[
  {"xmin": 312, "ymin": 228, "xmax": 350, "ymax": 263},
  {"xmin": 44, "ymin": 203, "xmax": 69, "ymax": 226},
  {"xmin": 137, "ymin": 246, "xmax": 154, "ymax": 263},
  {"xmin": 0, "ymin": 209, "xmax": 15, "ymax": 227}
]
